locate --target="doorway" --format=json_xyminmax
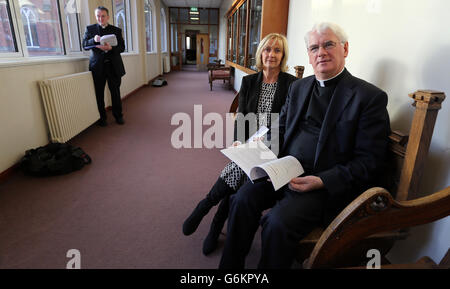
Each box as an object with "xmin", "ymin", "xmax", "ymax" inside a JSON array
[{"xmin": 196, "ymin": 33, "xmax": 209, "ymax": 71}]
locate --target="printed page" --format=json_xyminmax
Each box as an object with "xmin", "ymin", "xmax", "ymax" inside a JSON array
[
  {"xmin": 252, "ymin": 156, "xmax": 304, "ymax": 191},
  {"xmin": 220, "ymin": 141, "xmax": 277, "ymax": 177},
  {"xmin": 247, "ymin": 126, "xmax": 269, "ymax": 143}
]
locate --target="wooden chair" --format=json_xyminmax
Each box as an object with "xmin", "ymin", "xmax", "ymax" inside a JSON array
[
  {"xmin": 298, "ymin": 90, "xmax": 447, "ymax": 268},
  {"xmin": 208, "ymin": 60, "xmax": 232, "ymax": 91}
]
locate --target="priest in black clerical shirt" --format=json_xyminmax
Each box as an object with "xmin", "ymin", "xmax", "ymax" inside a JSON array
[
  {"xmin": 219, "ymin": 22, "xmax": 390, "ymax": 269},
  {"xmin": 83, "ymin": 6, "xmax": 126, "ymax": 126}
]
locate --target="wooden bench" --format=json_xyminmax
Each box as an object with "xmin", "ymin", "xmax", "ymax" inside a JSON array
[{"xmin": 208, "ymin": 60, "xmax": 232, "ymax": 91}]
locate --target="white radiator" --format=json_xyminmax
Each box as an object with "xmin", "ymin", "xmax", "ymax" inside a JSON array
[{"xmin": 39, "ymin": 71, "xmax": 100, "ymax": 143}]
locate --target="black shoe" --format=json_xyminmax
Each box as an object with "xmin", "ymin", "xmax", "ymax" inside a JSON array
[
  {"xmin": 116, "ymin": 117, "xmax": 125, "ymax": 125},
  {"xmin": 183, "ymin": 198, "xmax": 212, "ymax": 236},
  {"xmin": 97, "ymin": 119, "xmax": 107, "ymax": 127},
  {"xmin": 202, "ymin": 196, "xmax": 230, "ymax": 255},
  {"xmin": 182, "ymin": 178, "xmax": 234, "ymax": 236}
]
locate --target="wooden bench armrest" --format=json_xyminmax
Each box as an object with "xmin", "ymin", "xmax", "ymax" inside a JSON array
[{"xmin": 305, "ymin": 186, "xmax": 450, "ymax": 268}]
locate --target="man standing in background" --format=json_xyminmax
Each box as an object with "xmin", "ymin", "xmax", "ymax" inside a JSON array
[{"xmin": 83, "ymin": 6, "xmax": 126, "ymax": 126}]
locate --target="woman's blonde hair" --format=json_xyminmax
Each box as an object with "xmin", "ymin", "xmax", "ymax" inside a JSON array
[{"xmin": 255, "ymin": 33, "xmax": 289, "ymax": 72}]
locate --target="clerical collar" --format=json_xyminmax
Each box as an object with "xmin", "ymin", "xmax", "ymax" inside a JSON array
[
  {"xmin": 100, "ymin": 24, "xmax": 109, "ymax": 29},
  {"xmin": 316, "ymin": 68, "xmax": 346, "ymax": 87}
]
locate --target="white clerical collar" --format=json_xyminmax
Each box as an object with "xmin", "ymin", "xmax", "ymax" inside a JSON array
[
  {"xmin": 101, "ymin": 24, "xmax": 109, "ymax": 29},
  {"xmin": 317, "ymin": 67, "xmax": 345, "ymax": 87}
]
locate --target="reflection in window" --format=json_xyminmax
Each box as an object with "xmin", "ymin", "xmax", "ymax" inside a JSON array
[
  {"xmin": 238, "ymin": 3, "xmax": 247, "ymax": 66},
  {"xmin": 21, "ymin": 7, "xmax": 39, "ymax": 47},
  {"xmin": 63, "ymin": 0, "xmax": 81, "ymax": 52},
  {"xmin": 144, "ymin": 0, "xmax": 154, "ymax": 52},
  {"xmin": 19, "ymin": 0, "xmax": 64, "ymax": 56},
  {"xmin": 113, "ymin": 0, "xmax": 131, "ymax": 52},
  {"xmin": 0, "ymin": 0, "xmax": 17, "ymax": 53}
]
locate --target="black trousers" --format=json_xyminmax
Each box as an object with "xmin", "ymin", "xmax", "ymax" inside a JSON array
[
  {"xmin": 93, "ymin": 62, "xmax": 123, "ymax": 120},
  {"xmin": 219, "ymin": 180, "xmax": 328, "ymax": 269}
]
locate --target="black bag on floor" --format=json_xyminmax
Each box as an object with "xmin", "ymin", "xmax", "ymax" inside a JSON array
[{"xmin": 20, "ymin": 143, "xmax": 92, "ymax": 177}]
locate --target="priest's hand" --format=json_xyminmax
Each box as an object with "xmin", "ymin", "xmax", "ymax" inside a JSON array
[{"xmin": 288, "ymin": 176, "xmax": 324, "ymax": 192}]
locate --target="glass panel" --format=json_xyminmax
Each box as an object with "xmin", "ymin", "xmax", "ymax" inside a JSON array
[
  {"xmin": 160, "ymin": 8, "xmax": 167, "ymax": 52},
  {"xmin": 238, "ymin": 3, "xmax": 246, "ymax": 66},
  {"xmin": 114, "ymin": 0, "xmax": 131, "ymax": 52},
  {"xmin": 0, "ymin": 0, "xmax": 17, "ymax": 53},
  {"xmin": 209, "ymin": 9, "xmax": 218, "ymax": 25},
  {"xmin": 170, "ymin": 24, "xmax": 178, "ymax": 52},
  {"xmin": 232, "ymin": 12, "xmax": 237, "ymax": 63},
  {"xmin": 209, "ymin": 25, "xmax": 217, "ymax": 56},
  {"xmin": 247, "ymin": 0, "xmax": 262, "ymax": 70},
  {"xmin": 169, "ymin": 7, "xmax": 177, "ymax": 23},
  {"xmin": 144, "ymin": 0, "xmax": 154, "ymax": 52},
  {"xmin": 63, "ymin": 0, "xmax": 81, "ymax": 52},
  {"xmin": 227, "ymin": 17, "xmax": 231, "ymax": 61},
  {"xmin": 19, "ymin": 0, "xmax": 64, "ymax": 56},
  {"xmin": 199, "ymin": 8, "xmax": 207, "ymax": 24},
  {"xmin": 179, "ymin": 8, "xmax": 188, "ymax": 23}
]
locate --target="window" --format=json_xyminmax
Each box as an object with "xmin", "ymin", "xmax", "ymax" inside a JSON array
[
  {"xmin": 144, "ymin": 0, "xmax": 155, "ymax": 52},
  {"xmin": 226, "ymin": 0, "xmax": 288, "ymax": 72},
  {"xmin": 113, "ymin": 0, "xmax": 132, "ymax": 52},
  {"xmin": 63, "ymin": 0, "xmax": 81, "ymax": 52},
  {"xmin": 19, "ymin": 0, "xmax": 64, "ymax": 56},
  {"xmin": 160, "ymin": 8, "xmax": 167, "ymax": 52},
  {"xmin": 0, "ymin": 0, "xmax": 87, "ymax": 58},
  {"xmin": 0, "ymin": 0, "xmax": 17, "ymax": 53}
]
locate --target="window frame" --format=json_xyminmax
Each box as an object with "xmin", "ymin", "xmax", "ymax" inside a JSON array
[
  {"xmin": 144, "ymin": 0, "xmax": 156, "ymax": 54},
  {"xmin": 0, "ymin": 0, "xmax": 87, "ymax": 60}
]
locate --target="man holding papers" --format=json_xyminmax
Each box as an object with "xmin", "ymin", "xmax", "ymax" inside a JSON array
[
  {"xmin": 83, "ymin": 6, "xmax": 126, "ymax": 126},
  {"xmin": 219, "ymin": 22, "xmax": 390, "ymax": 269}
]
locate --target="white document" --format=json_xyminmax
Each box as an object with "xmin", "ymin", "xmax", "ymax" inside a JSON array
[
  {"xmin": 100, "ymin": 34, "xmax": 117, "ymax": 46},
  {"xmin": 221, "ymin": 141, "xmax": 304, "ymax": 191}
]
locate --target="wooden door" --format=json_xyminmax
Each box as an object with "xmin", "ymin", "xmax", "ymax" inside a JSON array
[{"xmin": 196, "ymin": 33, "xmax": 209, "ymax": 71}]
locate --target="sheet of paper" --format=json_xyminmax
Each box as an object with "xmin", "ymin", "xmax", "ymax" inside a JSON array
[
  {"xmin": 220, "ymin": 141, "xmax": 277, "ymax": 176},
  {"xmin": 100, "ymin": 34, "xmax": 118, "ymax": 46},
  {"xmin": 254, "ymin": 156, "xmax": 304, "ymax": 191}
]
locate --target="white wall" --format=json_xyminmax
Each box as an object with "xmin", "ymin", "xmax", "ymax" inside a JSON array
[
  {"xmin": 285, "ymin": 0, "xmax": 450, "ymax": 265},
  {"xmin": 0, "ymin": 0, "xmax": 169, "ymax": 173}
]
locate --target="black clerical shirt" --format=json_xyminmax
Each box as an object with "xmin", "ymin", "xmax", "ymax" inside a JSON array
[{"xmin": 284, "ymin": 69, "xmax": 346, "ymax": 174}]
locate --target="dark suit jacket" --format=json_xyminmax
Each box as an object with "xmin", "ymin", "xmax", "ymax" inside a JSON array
[
  {"xmin": 82, "ymin": 24, "xmax": 126, "ymax": 78},
  {"xmin": 234, "ymin": 71, "xmax": 298, "ymax": 142},
  {"xmin": 278, "ymin": 69, "xmax": 390, "ymax": 219}
]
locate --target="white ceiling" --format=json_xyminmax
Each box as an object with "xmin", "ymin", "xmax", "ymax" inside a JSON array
[{"xmin": 161, "ymin": 0, "xmax": 224, "ymax": 8}]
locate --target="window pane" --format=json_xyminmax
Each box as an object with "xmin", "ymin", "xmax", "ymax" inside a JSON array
[
  {"xmin": 199, "ymin": 8, "xmax": 207, "ymax": 24},
  {"xmin": 209, "ymin": 9, "xmax": 218, "ymax": 25},
  {"xmin": 19, "ymin": 0, "xmax": 64, "ymax": 56},
  {"xmin": 247, "ymin": 0, "xmax": 262, "ymax": 70},
  {"xmin": 227, "ymin": 17, "xmax": 231, "ymax": 61},
  {"xmin": 114, "ymin": 0, "xmax": 130, "ymax": 52},
  {"xmin": 209, "ymin": 25, "xmax": 217, "ymax": 56},
  {"xmin": 170, "ymin": 23, "xmax": 178, "ymax": 52},
  {"xmin": 232, "ymin": 12, "xmax": 237, "ymax": 63},
  {"xmin": 160, "ymin": 8, "xmax": 167, "ymax": 52},
  {"xmin": 169, "ymin": 7, "xmax": 177, "ymax": 23},
  {"xmin": 0, "ymin": 0, "xmax": 17, "ymax": 53},
  {"xmin": 238, "ymin": 3, "xmax": 246, "ymax": 66},
  {"xmin": 144, "ymin": 0, "xmax": 153, "ymax": 52},
  {"xmin": 179, "ymin": 8, "xmax": 188, "ymax": 23},
  {"xmin": 63, "ymin": 0, "xmax": 81, "ymax": 52}
]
